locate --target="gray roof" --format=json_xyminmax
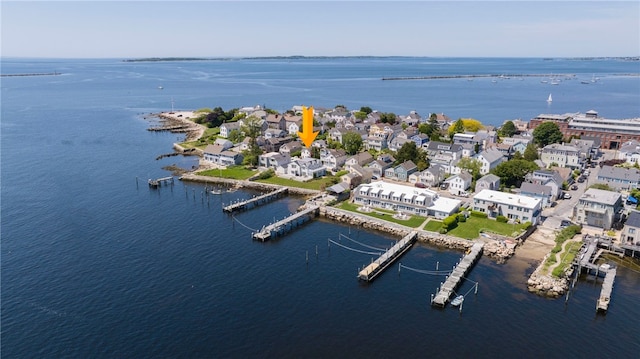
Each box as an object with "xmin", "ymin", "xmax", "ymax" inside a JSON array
[
  {"xmin": 625, "ymin": 210, "xmax": 640, "ymax": 229},
  {"xmin": 597, "ymin": 165, "xmax": 640, "ymax": 182},
  {"xmin": 400, "ymin": 160, "xmax": 417, "ymax": 171},
  {"xmin": 520, "ymin": 182, "xmax": 552, "ymax": 196},
  {"xmin": 619, "ymin": 140, "xmax": 640, "ymax": 154},
  {"xmin": 458, "ymin": 171, "xmax": 473, "ymax": 182},
  {"xmin": 581, "ymin": 188, "xmax": 622, "ymax": 206},
  {"xmin": 479, "ymin": 148, "xmax": 504, "ymax": 163},
  {"xmin": 478, "ymin": 174, "xmax": 501, "ymax": 183}
]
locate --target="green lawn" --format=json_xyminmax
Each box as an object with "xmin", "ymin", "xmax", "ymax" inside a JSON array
[
  {"xmin": 423, "ymin": 220, "xmax": 443, "ymax": 232},
  {"xmin": 256, "ymin": 176, "xmax": 335, "ymax": 191},
  {"xmin": 179, "ymin": 127, "xmax": 220, "ymax": 149},
  {"xmin": 336, "ymin": 202, "xmax": 427, "ymax": 228},
  {"xmin": 196, "ymin": 166, "xmax": 257, "ymax": 180},
  {"xmin": 447, "ymin": 216, "xmax": 528, "ymax": 239}
]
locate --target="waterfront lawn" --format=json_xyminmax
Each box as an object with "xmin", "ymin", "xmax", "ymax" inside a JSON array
[
  {"xmin": 256, "ymin": 176, "xmax": 335, "ymax": 191},
  {"xmin": 197, "ymin": 166, "xmax": 256, "ymax": 180},
  {"xmin": 179, "ymin": 128, "xmax": 220, "ymax": 149},
  {"xmin": 423, "ymin": 220, "xmax": 443, "ymax": 232},
  {"xmin": 447, "ymin": 216, "xmax": 527, "ymax": 239},
  {"xmin": 551, "ymin": 241, "xmax": 582, "ymax": 277},
  {"xmin": 336, "ymin": 202, "xmax": 427, "ymax": 228}
]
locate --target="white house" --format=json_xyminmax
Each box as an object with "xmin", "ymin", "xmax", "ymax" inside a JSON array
[
  {"xmin": 445, "ymin": 171, "xmax": 472, "ymax": 196},
  {"xmin": 473, "ymin": 189, "xmax": 542, "ymax": 224},
  {"xmin": 219, "ymin": 122, "xmax": 241, "ymax": 138},
  {"xmin": 476, "ymin": 148, "xmax": 506, "ymax": 175},
  {"xmin": 287, "ymin": 158, "xmax": 326, "ymax": 179},
  {"xmin": 540, "ymin": 143, "xmax": 582, "ymax": 169}
]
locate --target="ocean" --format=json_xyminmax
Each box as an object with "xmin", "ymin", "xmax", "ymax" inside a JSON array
[{"xmin": 2, "ymin": 57, "xmax": 640, "ymax": 358}]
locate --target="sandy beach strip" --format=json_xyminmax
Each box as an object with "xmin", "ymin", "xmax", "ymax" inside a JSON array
[{"xmin": 156, "ymin": 111, "xmax": 206, "ymax": 142}]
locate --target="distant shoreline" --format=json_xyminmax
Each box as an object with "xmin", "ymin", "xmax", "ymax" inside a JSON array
[{"xmin": 0, "ymin": 72, "xmax": 61, "ymax": 77}]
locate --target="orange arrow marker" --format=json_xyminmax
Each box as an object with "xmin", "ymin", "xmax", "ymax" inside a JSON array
[{"xmin": 297, "ymin": 106, "xmax": 319, "ymax": 148}]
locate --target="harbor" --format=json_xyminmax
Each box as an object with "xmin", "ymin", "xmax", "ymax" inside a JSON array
[
  {"xmin": 357, "ymin": 231, "xmax": 417, "ymax": 282},
  {"xmin": 223, "ymin": 187, "xmax": 288, "ymax": 213},
  {"xmin": 431, "ymin": 242, "xmax": 484, "ymax": 307},
  {"xmin": 252, "ymin": 205, "xmax": 320, "ymax": 241},
  {"xmin": 574, "ymin": 235, "xmax": 620, "ymax": 313}
]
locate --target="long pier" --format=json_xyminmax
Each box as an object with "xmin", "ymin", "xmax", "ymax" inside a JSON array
[
  {"xmin": 223, "ymin": 187, "xmax": 288, "ymax": 213},
  {"xmin": 597, "ymin": 267, "xmax": 616, "ymax": 312},
  {"xmin": 358, "ymin": 231, "xmax": 417, "ymax": 282},
  {"xmin": 431, "ymin": 242, "xmax": 484, "ymax": 307},
  {"xmin": 252, "ymin": 205, "xmax": 319, "ymax": 241}
]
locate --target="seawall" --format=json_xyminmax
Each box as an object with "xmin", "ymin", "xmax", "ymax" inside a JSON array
[{"xmin": 179, "ymin": 173, "xmax": 321, "ymax": 196}]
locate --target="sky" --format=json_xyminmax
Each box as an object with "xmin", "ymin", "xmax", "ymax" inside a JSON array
[{"xmin": 1, "ymin": 1, "xmax": 639, "ymax": 58}]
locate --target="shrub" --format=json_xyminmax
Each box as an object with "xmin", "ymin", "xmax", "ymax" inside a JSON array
[
  {"xmin": 442, "ymin": 214, "xmax": 459, "ymax": 231},
  {"xmin": 439, "ymin": 227, "xmax": 448, "ymax": 234},
  {"xmin": 496, "ymin": 215, "xmax": 508, "ymax": 223},
  {"xmin": 257, "ymin": 168, "xmax": 275, "ymax": 180},
  {"xmin": 470, "ymin": 210, "xmax": 488, "ymax": 218},
  {"xmin": 522, "ymin": 221, "xmax": 532, "ymax": 230},
  {"xmin": 457, "ymin": 213, "xmax": 467, "ymax": 223}
]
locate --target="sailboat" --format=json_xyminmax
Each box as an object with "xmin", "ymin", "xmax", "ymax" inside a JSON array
[{"xmin": 547, "ymin": 93, "xmax": 553, "ymax": 103}]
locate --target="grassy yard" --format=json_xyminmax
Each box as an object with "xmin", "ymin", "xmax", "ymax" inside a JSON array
[
  {"xmin": 423, "ymin": 220, "xmax": 443, "ymax": 232},
  {"xmin": 197, "ymin": 166, "xmax": 257, "ymax": 180},
  {"xmin": 551, "ymin": 241, "xmax": 582, "ymax": 277},
  {"xmin": 447, "ymin": 216, "xmax": 528, "ymax": 239},
  {"xmin": 336, "ymin": 202, "xmax": 427, "ymax": 228},
  {"xmin": 256, "ymin": 176, "xmax": 336, "ymax": 191},
  {"xmin": 179, "ymin": 127, "xmax": 220, "ymax": 149}
]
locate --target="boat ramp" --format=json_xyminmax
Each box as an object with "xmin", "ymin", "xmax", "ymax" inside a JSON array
[
  {"xmin": 431, "ymin": 242, "xmax": 484, "ymax": 307},
  {"xmin": 223, "ymin": 187, "xmax": 288, "ymax": 213},
  {"xmin": 357, "ymin": 231, "xmax": 417, "ymax": 282},
  {"xmin": 252, "ymin": 205, "xmax": 319, "ymax": 241}
]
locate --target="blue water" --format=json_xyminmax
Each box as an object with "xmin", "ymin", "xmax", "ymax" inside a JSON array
[{"xmin": 2, "ymin": 57, "xmax": 640, "ymax": 358}]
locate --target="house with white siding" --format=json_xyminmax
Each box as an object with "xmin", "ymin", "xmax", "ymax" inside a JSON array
[
  {"xmin": 540, "ymin": 143, "xmax": 582, "ymax": 169},
  {"xmin": 472, "ymin": 189, "xmax": 542, "ymax": 224},
  {"xmin": 476, "ymin": 148, "xmax": 506, "ymax": 175},
  {"xmin": 573, "ymin": 188, "xmax": 623, "ymax": 229},
  {"xmin": 445, "ymin": 171, "xmax": 472, "ymax": 196}
]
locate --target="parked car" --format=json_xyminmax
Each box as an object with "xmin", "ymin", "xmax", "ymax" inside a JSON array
[
  {"xmin": 571, "ymin": 184, "xmax": 578, "ymax": 190},
  {"xmin": 563, "ymin": 192, "xmax": 572, "ymax": 199},
  {"xmin": 440, "ymin": 183, "xmax": 449, "ymax": 190},
  {"xmin": 577, "ymin": 177, "xmax": 585, "ymax": 183},
  {"xmin": 414, "ymin": 182, "xmax": 426, "ymax": 188}
]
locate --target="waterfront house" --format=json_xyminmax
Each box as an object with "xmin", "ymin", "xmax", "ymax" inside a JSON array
[
  {"xmin": 287, "ymin": 158, "xmax": 326, "ymax": 179},
  {"xmin": 203, "ymin": 143, "xmax": 244, "ymax": 166},
  {"xmin": 475, "ymin": 173, "xmax": 501, "ymax": 192},
  {"xmin": 540, "ymin": 143, "xmax": 582, "ymax": 169},
  {"xmin": 258, "ymin": 152, "xmax": 291, "ymax": 173},
  {"xmin": 472, "ymin": 189, "xmax": 542, "ymax": 225},
  {"xmin": 621, "ymin": 210, "xmax": 640, "ymax": 246},
  {"xmin": 445, "ymin": 171, "xmax": 472, "ymax": 196},
  {"xmin": 352, "ymin": 181, "xmax": 462, "ymax": 219},
  {"xmin": 596, "ymin": 165, "xmax": 640, "ymax": 191},
  {"xmin": 573, "ymin": 188, "xmax": 623, "ymax": 229},
  {"xmin": 519, "ymin": 182, "xmax": 553, "ymax": 208},
  {"xmin": 219, "ymin": 121, "xmax": 241, "ymax": 138}
]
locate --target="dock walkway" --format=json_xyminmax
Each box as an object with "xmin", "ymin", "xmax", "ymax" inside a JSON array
[
  {"xmin": 431, "ymin": 242, "xmax": 484, "ymax": 307},
  {"xmin": 597, "ymin": 267, "xmax": 616, "ymax": 312},
  {"xmin": 358, "ymin": 231, "xmax": 417, "ymax": 282},
  {"xmin": 223, "ymin": 187, "xmax": 288, "ymax": 213},
  {"xmin": 148, "ymin": 176, "xmax": 174, "ymax": 188},
  {"xmin": 252, "ymin": 205, "xmax": 319, "ymax": 241}
]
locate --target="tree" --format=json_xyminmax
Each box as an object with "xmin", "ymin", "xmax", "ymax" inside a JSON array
[
  {"xmin": 240, "ymin": 115, "xmax": 263, "ymax": 167},
  {"xmin": 354, "ymin": 111, "xmax": 367, "ymax": 120},
  {"xmin": 227, "ymin": 129, "xmax": 243, "ymax": 143},
  {"xmin": 342, "ymin": 131, "xmax": 363, "ymax": 155},
  {"xmin": 449, "ymin": 119, "xmax": 465, "ymax": 136},
  {"xmin": 360, "ymin": 106, "xmax": 373, "ymax": 115},
  {"xmin": 380, "ymin": 112, "xmax": 397, "ymax": 125},
  {"xmin": 500, "ymin": 120, "xmax": 517, "ymax": 137},
  {"xmin": 491, "ymin": 159, "xmax": 539, "ymax": 188},
  {"xmin": 395, "ymin": 142, "xmax": 418, "ymax": 164},
  {"xmin": 533, "ymin": 122, "xmax": 563, "ymax": 147},
  {"xmin": 523, "ymin": 142, "xmax": 539, "ymax": 161},
  {"xmin": 457, "ymin": 157, "xmax": 482, "ymax": 180},
  {"xmin": 461, "ymin": 118, "xmax": 483, "ymax": 132}
]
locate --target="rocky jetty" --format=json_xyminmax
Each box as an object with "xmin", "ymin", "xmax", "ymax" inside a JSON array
[{"xmin": 527, "ymin": 254, "xmax": 570, "ymax": 297}]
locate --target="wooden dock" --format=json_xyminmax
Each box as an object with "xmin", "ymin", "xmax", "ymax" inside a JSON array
[
  {"xmin": 252, "ymin": 205, "xmax": 319, "ymax": 241},
  {"xmin": 358, "ymin": 231, "xmax": 417, "ymax": 282},
  {"xmin": 431, "ymin": 242, "xmax": 484, "ymax": 307},
  {"xmin": 148, "ymin": 176, "xmax": 174, "ymax": 188},
  {"xmin": 597, "ymin": 267, "xmax": 616, "ymax": 312},
  {"xmin": 223, "ymin": 187, "xmax": 288, "ymax": 213}
]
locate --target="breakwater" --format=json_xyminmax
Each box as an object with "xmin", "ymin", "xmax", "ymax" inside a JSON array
[
  {"xmin": 179, "ymin": 173, "xmax": 321, "ymax": 196},
  {"xmin": 381, "ymin": 73, "xmax": 576, "ymax": 81}
]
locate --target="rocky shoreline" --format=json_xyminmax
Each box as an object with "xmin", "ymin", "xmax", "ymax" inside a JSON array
[{"xmin": 526, "ymin": 254, "xmax": 571, "ymax": 297}]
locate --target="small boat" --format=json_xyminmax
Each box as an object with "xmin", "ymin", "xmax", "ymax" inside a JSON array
[
  {"xmin": 210, "ymin": 189, "xmax": 222, "ymax": 195},
  {"xmin": 540, "ymin": 79, "xmax": 548, "ymax": 84},
  {"xmin": 158, "ymin": 86, "xmax": 163, "ymax": 90},
  {"xmin": 451, "ymin": 295, "xmax": 464, "ymax": 307},
  {"xmin": 547, "ymin": 93, "xmax": 553, "ymax": 103}
]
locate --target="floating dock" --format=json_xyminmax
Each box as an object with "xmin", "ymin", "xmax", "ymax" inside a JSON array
[
  {"xmin": 223, "ymin": 187, "xmax": 288, "ymax": 213},
  {"xmin": 431, "ymin": 242, "xmax": 484, "ymax": 307},
  {"xmin": 148, "ymin": 176, "xmax": 174, "ymax": 188},
  {"xmin": 358, "ymin": 231, "xmax": 417, "ymax": 282},
  {"xmin": 252, "ymin": 205, "xmax": 319, "ymax": 241},
  {"xmin": 597, "ymin": 267, "xmax": 616, "ymax": 312}
]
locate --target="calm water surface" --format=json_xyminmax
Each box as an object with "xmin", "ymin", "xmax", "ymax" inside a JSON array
[{"xmin": 2, "ymin": 57, "xmax": 640, "ymax": 357}]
